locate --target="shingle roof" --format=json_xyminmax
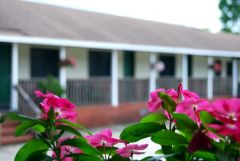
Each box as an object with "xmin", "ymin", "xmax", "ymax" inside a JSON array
[{"xmin": 1, "ymin": 0, "xmax": 240, "ymax": 52}]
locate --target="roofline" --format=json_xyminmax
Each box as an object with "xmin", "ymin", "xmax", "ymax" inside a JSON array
[{"xmin": 0, "ymin": 34, "xmax": 240, "ymax": 57}]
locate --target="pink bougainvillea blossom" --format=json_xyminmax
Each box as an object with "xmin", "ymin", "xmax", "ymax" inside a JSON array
[
  {"xmin": 147, "ymin": 88, "xmax": 178, "ymax": 112},
  {"xmin": 85, "ymin": 128, "xmax": 126, "ymax": 147},
  {"xmin": 116, "ymin": 144, "xmax": 148, "ymax": 158}
]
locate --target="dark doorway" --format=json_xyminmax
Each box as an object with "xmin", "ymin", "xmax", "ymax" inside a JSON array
[
  {"xmin": 227, "ymin": 61, "xmax": 232, "ymax": 76},
  {"xmin": 89, "ymin": 50, "xmax": 111, "ymax": 76},
  {"xmin": 31, "ymin": 48, "xmax": 59, "ymax": 78},
  {"xmin": 159, "ymin": 55, "xmax": 175, "ymax": 76},
  {"xmin": 124, "ymin": 51, "xmax": 135, "ymax": 77},
  {"xmin": 0, "ymin": 43, "xmax": 11, "ymax": 110}
]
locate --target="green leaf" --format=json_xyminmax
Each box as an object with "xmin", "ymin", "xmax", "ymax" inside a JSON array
[
  {"xmin": 61, "ymin": 138, "xmax": 101, "ymax": 155},
  {"xmin": 32, "ymin": 124, "xmax": 46, "ymax": 133},
  {"xmin": 57, "ymin": 119, "xmax": 92, "ymax": 135},
  {"xmin": 140, "ymin": 156, "xmax": 156, "ymax": 161},
  {"xmin": 120, "ymin": 123, "xmax": 163, "ymax": 142},
  {"xmin": 172, "ymin": 113, "xmax": 198, "ymax": 133},
  {"xmin": 110, "ymin": 154, "xmax": 131, "ymax": 161},
  {"xmin": 193, "ymin": 151, "xmax": 217, "ymax": 161},
  {"xmin": 56, "ymin": 124, "xmax": 83, "ymax": 137},
  {"xmin": 97, "ymin": 146, "xmax": 117, "ymax": 156},
  {"xmin": 151, "ymin": 130, "xmax": 188, "ymax": 145},
  {"xmin": 26, "ymin": 151, "xmax": 52, "ymax": 161},
  {"xmin": 141, "ymin": 113, "xmax": 168, "ymax": 124},
  {"xmin": 159, "ymin": 92, "xmax": 176, "ymax": 114},
  {"xmin": 199, "ymin": 111, "xmax": 215, "ymax": 123},
  {"xmin": 5, "ymin": 112, "xmax": 43, "ymax": 124},
  {"xmin": 15, "ymin": 121, "xmax": 37, "ymax": 137},
  {"xmin": 199, "ymin": 111, "xmax": 216, "ymax": 130},
  {"xmin": 76, "ymin": 154, "xmax": 102, "ymax": 161},
  {"xmin": 14, "ymin": 139, "xmax": 49, "ymax": 161}
]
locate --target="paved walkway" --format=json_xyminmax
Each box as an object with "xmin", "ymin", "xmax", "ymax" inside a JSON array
[{"xmin": 0, "ymin": 124, "xmax": 159, "ymax": 161}]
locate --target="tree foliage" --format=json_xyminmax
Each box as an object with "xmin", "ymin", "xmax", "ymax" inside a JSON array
[{"xmin": 219, "ymin": 0, "xmax": 240, "ymax": 33}]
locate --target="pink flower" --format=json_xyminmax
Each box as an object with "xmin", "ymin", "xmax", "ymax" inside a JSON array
[
  {"xmin": 177, "ymin": 83, "xmax": 183, "ymax": 97},
  {"xmin": 208, "ymin": 98, "xmax": 240, "ymax": 123},
  {"xmin": 85, "ymin": 129, "xmax": 126, "ymax": 147},
  {"xmin": 35, "ymin": 90, "xmax": 77, "ymax": 121},
  {"xmin": 209, "ymin": 122, "xmax": 240, "ymax": 141},
  {"xmin": 207, "ymin": 98, "xmax": 240, "ymax": 142},
  {"xmin": 116, "ymin": 144, "xmax": 148, "ymax": 158},
  {"xmin": 176, "ymin": 99, "xmax": 209, "ymax": 124},
  {"xmin": 52, "ymin": 137, "xmax": 82, "ymax": 161},
  {"xmin": 181, "ymin": 90, "xmax": 199, "ymax": 101},
  {"xmin": 34, "ymin": 90, "xmax": 54, "ymax": 98},
  {"xmin": 187, "ymin": 130, "xmax": 211, "ymax": 153},
  {"xmin": 147, "ymin": 88, "xmax": 178, "ymax": 112}
]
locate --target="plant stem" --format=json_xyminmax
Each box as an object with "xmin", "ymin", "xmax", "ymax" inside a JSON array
[
  {"xmin": 47, "ymin": 123, "xmax": 61, "ymax": 161},
  {"xmin": 107, "ymin": 145, "xmax": 114, "ymax": 160}
]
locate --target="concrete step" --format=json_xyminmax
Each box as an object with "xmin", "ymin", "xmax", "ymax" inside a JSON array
[
  {"xmin": 1, "ymin": 133, "xmax": 34, "ymax": 145},
  {"xmin": 2, "ymin": 120, "xmax": 19, "ymax": 128},
  {"xmin": 1, "ymin": 120, "xmax": 35, "ymax": 145},
  {"xmin": 2, "ymin": 126, "xmax": 16, "ymax": 136}
]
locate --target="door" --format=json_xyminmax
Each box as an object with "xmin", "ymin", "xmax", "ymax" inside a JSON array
[
  {"xmin": 31, "ymin": 48, "xmax": 59, "ymax": 78},
  {"xmin": 0, "ymin": 43, "xmax": 11, "ymax": 110},
  {"xmin": 159, "ymin": 55, "xmax": 175, "ymax": 76},
  {"xmin": 89, "ymin": 50, "xmax": 111, "ymax": 77}
]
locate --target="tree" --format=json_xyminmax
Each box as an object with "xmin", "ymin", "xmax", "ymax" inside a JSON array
[{"xmin": 219, "ymin": 0, "xmax": 240, "ymax": 33}]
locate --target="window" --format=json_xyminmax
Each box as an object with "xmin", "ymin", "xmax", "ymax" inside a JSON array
[
  {"xmin": 0, "ymin": 43, "xmax": 11, "ymax": 109},
  {"xmin": 31, "ymin": 48, "xmax": 59, "ymax": 77},
  {"xmin": 159, "ymin": 55, "xmax": 175, "ymax": 76},
  {"xmin": 227, "ymin": 61, "xmax": 232, "ymax": 76},
  {"xmin": 124, "ymin": 51, "xmax": 135, "ymax": 77},
  {"xmin": 89, "ymin": 50, "xmax": 111, "ymax": 76},
  {"xmin": 188, "ymin": 55, "xmax": 192, "ymax": 76}
]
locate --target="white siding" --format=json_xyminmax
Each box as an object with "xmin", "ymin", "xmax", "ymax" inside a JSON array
[
  {"xmin": 17, "ymin": 45, "xmax": 238, "ymax": 80},
  {"xmin": 175, "ymin": 55, "xmax": 182, "ymax": 79},
  {"xmin": 192, "ymin": 56, "xmax": 208, "ymax": 78},
  {"xmin": 135, "ymin": 52, "xmax": 150, "ymax": 79},
  {"xmin": 118, "ymin": 51, "xmax": 124, "ymax": 79},
  {"xmin": 66, "ymin": 48, "xmax": 88, "ymax": 79},
  {"xmin": 19, "ymin": 44, "xmax": 30, "ymax": 79}
]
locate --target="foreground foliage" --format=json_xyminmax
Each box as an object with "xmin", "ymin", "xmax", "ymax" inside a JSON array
[{"xmin": 1, "ymin": 83, "xmax": 240, "ymax": 161}]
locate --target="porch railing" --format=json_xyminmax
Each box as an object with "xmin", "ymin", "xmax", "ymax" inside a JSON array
[
  {"xmin": 19, "ymin": 77, "xmax": 233, "ymax": 106},
  {"xmin": 16, "ymin": 85, "xmax": 40, "ymax": 118},
  {"xmin": 66, "ymin": 78, "xmax": 111, "ymax": 106},
  {"xmin": 119, "ymin": 79, "xmax": 149, "ymax": 103},
  {"xmin": 213, "ymin": 77, "xmax": 232, "ymax": 96}
]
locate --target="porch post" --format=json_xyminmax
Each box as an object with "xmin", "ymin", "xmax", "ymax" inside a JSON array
[
  {"xmin": 207, "ymin": 56, "xmax": 213, "ymax": 99},
  {"xmin": 11, "ymin": 43, "xmax": 19, "ymax": 111},
  {"xmin": 149, "ymin": 53, "xmax": 157, "ymax": 93},
  {"xmin": 111, "ymin": 50, "xmax": 119, "ymax": 107},
  {"xmin": 232, "ymin": 59, "xmax": 238, "ymax": 97},
  {"xmin": 59, "ymin": 47, "xmax": 67, "ymax": 89},
  {"xmin": 182, "ymin": 55, "xmax": 188, "ymax": 89}
]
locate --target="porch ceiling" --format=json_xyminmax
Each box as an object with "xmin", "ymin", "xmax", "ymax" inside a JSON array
[{"xmin": 1, "ymin": 0, "xmax": 240, "ymax": 56}]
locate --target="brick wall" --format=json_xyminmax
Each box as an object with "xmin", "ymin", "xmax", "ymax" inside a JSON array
[{"xmin": 76, "ymin": 102, "xmax": 147, "ymax": 128}]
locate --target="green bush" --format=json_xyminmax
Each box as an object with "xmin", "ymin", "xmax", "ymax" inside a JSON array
[{"xmin": 38, "ymin": 75, "xmax": 65, "ymax": 97}]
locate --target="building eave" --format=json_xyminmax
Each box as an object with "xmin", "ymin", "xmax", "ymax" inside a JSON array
[{"xmin": 0, "ymin": 34, "xmax": 240, "ymax": 57}]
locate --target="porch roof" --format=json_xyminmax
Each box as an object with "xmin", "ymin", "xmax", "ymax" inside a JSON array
[{"xmin": 1, "ymin": 0, "xmax": 240, "ymax": 57}]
